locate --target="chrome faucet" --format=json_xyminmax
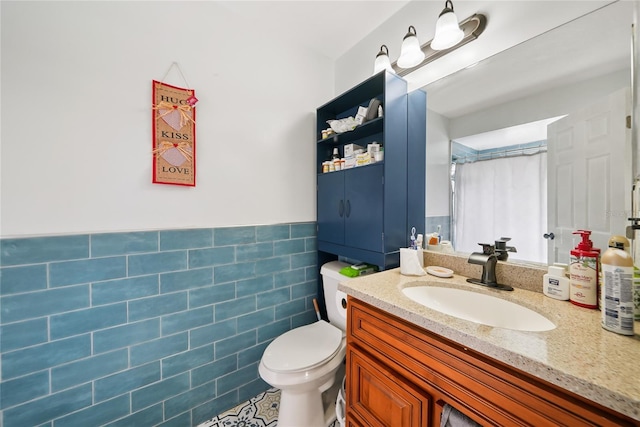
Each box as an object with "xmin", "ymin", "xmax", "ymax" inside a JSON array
[{"xmin": 467, "ymin": 242, "xmax": 514, "ymax": 291}]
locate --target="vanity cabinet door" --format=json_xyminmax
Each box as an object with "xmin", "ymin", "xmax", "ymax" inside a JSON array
[{"xmin": 347, "ymin": 345, "xmax": 430, "ymax": 427}]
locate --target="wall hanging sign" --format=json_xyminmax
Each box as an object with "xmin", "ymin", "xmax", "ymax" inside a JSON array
[{"xmin": 152, "ymin": 63, "xmax": 198, "ymax": 186}]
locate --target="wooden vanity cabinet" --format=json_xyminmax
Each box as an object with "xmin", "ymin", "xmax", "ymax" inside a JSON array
[{"xmin": 346, "ymin": 297, "xmax": 638, "ymax": 427}]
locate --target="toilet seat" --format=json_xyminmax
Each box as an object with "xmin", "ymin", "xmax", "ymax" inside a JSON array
[{"xmin": 262, "ymin": 321, "xmax": 343, "ymax": 373}]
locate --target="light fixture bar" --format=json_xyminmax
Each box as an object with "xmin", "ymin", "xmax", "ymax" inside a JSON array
[{"xmin": 391, "ymin": 13, "xmax": 487, "ymax": 76}]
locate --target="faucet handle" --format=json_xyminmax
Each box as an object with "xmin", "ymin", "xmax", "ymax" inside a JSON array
[
  {"xmin": 477, "ymin": 243, "xmax": 495, "ymax": 255},
  {"xmin": 495, "ymin": 237, "xmax": 516, "ymax": 251},
  {"xmin": 494, "ymin": 237, "xmax": 510, "ymax": 246}
]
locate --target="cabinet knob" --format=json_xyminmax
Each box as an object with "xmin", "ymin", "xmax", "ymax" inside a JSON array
[{"xmin": 345, "ymin": 200, "xmax": 351, "ymax": 217}]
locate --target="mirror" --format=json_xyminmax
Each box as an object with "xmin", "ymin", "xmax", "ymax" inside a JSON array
[{"xmin": 421, "ymin": 1, "xmax": 633, "ymax": 264}]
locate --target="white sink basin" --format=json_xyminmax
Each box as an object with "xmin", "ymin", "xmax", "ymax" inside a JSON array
[{"xmin": 402, "ymin": 286, "xmax": 556, "ymax": 332}]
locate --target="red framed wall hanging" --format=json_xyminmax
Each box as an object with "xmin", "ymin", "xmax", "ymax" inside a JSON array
[{"xmin": 152, "ymin": 75, "xmax": 197, "ymax": 186}]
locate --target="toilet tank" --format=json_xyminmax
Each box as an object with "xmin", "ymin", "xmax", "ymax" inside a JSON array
[{"xmin": 320, "ymin": 261, "xmax": 350, "ymax": 332}]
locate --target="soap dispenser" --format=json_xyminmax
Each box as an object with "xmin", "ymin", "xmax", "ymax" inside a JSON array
[{"xmin": 569, "ymin": 230, "xmax": 600, "ymax": 309}]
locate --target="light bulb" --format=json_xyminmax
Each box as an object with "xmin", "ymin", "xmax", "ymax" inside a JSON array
[
  {"xmin": 373, "ymin": 45, "xmax": 395, "ymax": 74},
  {"xmin": 431, "ymin": 0, "xmax": 464, "ymax": 51},
  {"xmin": 397, "ymin": 26, "xmax": 425, "ymax": 69}
]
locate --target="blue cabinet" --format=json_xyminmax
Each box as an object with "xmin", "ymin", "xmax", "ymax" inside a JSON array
[
  {"xmin": 316, "ymin": 71, "xmax": 425, "ymax": 270},
  {"xmin": 318, "ymin": 164, "xmax": 384, "ymax": 252}
]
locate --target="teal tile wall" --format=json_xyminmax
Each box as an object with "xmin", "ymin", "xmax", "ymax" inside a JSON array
[{"xmin": 0, "ymin": 222, "xmax": 318, "ymax": 427}]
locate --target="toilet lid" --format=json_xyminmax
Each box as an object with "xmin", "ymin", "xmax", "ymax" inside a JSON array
[{"xmin": 262, "ymin": 321, "xmax": 343, "ymax": 372}]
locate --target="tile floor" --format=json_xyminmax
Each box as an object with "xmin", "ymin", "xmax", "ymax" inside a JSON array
[
  {"xmin": 198, "ymin": 387, "xmax": 341, "ymax": 427},
  {"xmin": 199, "ymin": 388, "xmax": 281, "ymax": 427}
]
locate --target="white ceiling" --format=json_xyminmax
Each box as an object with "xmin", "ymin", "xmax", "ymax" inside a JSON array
[{"xmin": 218, "ymin": 1, "xmax": 410, "ymax": 60}]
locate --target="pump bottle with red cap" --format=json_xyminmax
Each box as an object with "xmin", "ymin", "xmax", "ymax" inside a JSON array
[{"xmin": 569, "ymin": 230, "xmax": 601, "ymax": 309}]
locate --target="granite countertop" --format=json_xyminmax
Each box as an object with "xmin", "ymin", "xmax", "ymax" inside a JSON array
[{"xmin": 338, "ymin": 268, "xmax": 640, "ymax": 422}]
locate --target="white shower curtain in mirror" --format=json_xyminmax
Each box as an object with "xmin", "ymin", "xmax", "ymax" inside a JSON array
[{"xmin": 454, "ymin": 153, "xmax": 547, "ymax": 263}]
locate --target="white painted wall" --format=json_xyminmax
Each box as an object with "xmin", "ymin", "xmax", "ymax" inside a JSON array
[
  {"xmin": 426, "ymin": 110, "xmax": 450, "ymax": 218},
  {"xmin": 0, "ymin": 0, "xmax": 625, "ymax": 238},
  {"xmin": 0, "ymin": 1, "xmax": 333, "ymax": 237},
  {"xmin": 334, "ymin": 1, "xmax": 611, "ymax": 94}
]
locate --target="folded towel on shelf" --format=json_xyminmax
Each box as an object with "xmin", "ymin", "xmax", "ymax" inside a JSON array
[{"xmin": 440, "ymin": 404, "xmax": 482, "ymax": 427}]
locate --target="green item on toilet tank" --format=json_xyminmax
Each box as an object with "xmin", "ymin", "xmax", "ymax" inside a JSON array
[
  {"xmin": 339, "ymin": 267, "xmax": 360, "ymax": 277},
  {"xmin": 339, "ymin": 264, "xmax": 378, "ymax": 277}
]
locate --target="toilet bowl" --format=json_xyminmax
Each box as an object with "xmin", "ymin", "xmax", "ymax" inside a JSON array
[{"xmin": 259, "ymin": 261, "xmax": 350, "ymax": 427}]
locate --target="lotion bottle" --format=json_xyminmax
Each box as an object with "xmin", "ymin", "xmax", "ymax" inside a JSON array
[
  {"xmin": 601, "ymin": 235, "xmax": 635, "ymax": 335},
  {"xmin": 569, "ymin": 230, "xmax": 600, "ymax": 309},
  {"xmin": 543, "ymin": 264, "xmax": 570, "ymax": 300}
]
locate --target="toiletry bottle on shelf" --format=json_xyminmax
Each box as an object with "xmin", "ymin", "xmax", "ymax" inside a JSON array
[
  {"xmin": 569, "ymin": 230, "xmax": 600, "ymax": 309},
  {"xmin": 543, "ymin": 263, "xmax": 570, "ymax": 300},
  {"xmin": 601, "ymin": 235, "xmax": 635, "ymax": 335},
  {"xmin": 331, "ymin": 147, "xmax": 340, "ymax": 161},
  {"xmin": 416, "ymin": 234, "xmax": 424, "ymax": 250}
]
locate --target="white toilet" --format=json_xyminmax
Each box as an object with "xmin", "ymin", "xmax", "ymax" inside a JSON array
[{"xmin": 259, "ymin": 261, "xmax": 349, "ymax": 427}]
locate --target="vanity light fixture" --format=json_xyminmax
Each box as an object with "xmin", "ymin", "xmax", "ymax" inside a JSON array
[
  {"xmin": 373, "ymin": 13, "xmax": 486, "ymax": 77},
  {"xmin": 431, "ymin": 0, "xmax": 465, "ymax": 50},
  {"xmin": 397, "ymin": 26, "xmax": 426, "ymax": 69},
  {"xmin": 373, "ymin": 45, "xmax": 395, "ymax": 74}
]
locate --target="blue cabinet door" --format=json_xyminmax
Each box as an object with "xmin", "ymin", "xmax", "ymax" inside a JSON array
[
  {"xmin": 345, "ymin": 164, "xmax": 384, "ymax": 252},
  {"xmin": 317, "ymin": 171, "xmax": 345, "ymax": 245}
]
